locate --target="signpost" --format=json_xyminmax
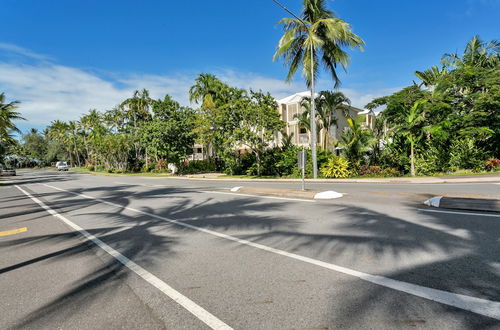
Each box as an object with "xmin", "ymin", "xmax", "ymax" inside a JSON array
[{"xmin": 298, "ymin": 148, "xmax": 306, "ymax": 191}]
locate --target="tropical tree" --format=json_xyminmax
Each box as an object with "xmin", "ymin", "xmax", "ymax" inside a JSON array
[
  {"xmin": 273, "ymin": 0, "xmax": 364, "ymax": 177},
  {"xmin": 0, "ymin": 93, "xmax": 25, "ymax": 152},
  {"xmin": 443, "ymin": 35, "xmax": 499, "ymax": 69},
  {"xmin": 340, "ymin": 116, "xmax": 374, "ymax": 168},
  {"xmin": 397, "ymin": 99, "xmax": 427, "ymax": 176},
  {"xmin": 316, "ymin": 90, "xmax": 351, "ymax": 150}
]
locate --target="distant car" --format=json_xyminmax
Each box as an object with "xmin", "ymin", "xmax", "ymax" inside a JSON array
[
  {"xmin": 56, "ymin": 161, "xmax": 69, "ymax": 171},
  {"xmin": 0, "ymin": 165, "xmax": 16, "ymax": 176}
]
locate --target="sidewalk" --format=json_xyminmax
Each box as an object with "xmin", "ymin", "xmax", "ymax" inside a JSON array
[{"xmin": 177, "ymin": 173, "xmax": 500, "ymax": 184}]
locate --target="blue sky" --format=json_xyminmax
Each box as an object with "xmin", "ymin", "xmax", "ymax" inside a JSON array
[{"xmin": 0, "ymin": 0, "xmax": 498, "ymax": 132}]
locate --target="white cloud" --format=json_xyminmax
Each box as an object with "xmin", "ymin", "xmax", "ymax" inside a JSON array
[{"xmin": 0, "ymin": 44, "xmax": 397, "ymax": 127}]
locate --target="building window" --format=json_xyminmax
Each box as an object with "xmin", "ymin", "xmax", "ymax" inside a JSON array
[
  {"xmin": 299, "ymin": 126, "xmax": 307, "ymax": 134},
  {"xmin": 281, "ymin": 104, "xmax": 287, "ymax": 121}
]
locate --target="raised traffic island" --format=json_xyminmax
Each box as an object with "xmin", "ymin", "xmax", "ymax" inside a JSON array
[
  {"xmin": 424, "ymin": 196, "xmax": 500, "ymax": 212},
  {"xmin": 230, "ymin": 186, "xmax": 343, "ymax": 200}
]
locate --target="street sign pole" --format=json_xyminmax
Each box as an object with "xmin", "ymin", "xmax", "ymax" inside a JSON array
[{"xmin": 298, "ymin": 147, "xmax": 306, "ymax": 191}]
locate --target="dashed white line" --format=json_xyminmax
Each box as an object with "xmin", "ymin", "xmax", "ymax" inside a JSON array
[
  {"xmin": 36, "ymin": 182, "xmax": 500, "ymax": 320},
  {"xmin": 15, "ymin": 184, "xmax": 233, "ymax": 330}
]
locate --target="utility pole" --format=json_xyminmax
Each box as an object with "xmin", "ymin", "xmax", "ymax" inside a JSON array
[{"xmin": 272, "ymin": 0, "xmax": 318, "ymax": 178}]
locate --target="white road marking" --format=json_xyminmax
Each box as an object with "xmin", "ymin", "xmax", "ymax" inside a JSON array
[
  {"xmin": 418, "ymin": 208, "xmax": 500, "ymax": 218},
  {"xmin": 201, "ymin": 190, "xmax": 316, "ymax": 203},
  {"xmin": 15, "ymin": 185, "xmax": 233, "ymax": 330},
  {"xmin": 37, "ymin": 183, "xmax": 500, "ymax": 320}
]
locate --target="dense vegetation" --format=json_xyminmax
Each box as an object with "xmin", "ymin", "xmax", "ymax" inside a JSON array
[{"xmin": 1, "ymin": 36, "xmax": 498, "ymax": 178}]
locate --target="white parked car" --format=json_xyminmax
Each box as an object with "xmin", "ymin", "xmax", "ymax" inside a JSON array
[
  {"xmin": 56, "ymin": 161, "xmax": 69, "ymax": 171},
  {"xmin": 0, "ymin": 164, "xmax": 16, "ymax": 176}
]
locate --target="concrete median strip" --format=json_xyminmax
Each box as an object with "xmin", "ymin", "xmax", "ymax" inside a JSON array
[
  {"xmin": 229, "ymin": 186, "xmax": 343, "ymax": 200},
  {"xmin": 424, "ymin": 196, "xmax": 500, "ymax": 212}
]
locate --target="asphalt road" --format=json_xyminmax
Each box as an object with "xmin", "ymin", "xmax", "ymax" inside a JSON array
[{"xmin": 1, "ymin": 170, "xmax": 499, "ymax": 329}]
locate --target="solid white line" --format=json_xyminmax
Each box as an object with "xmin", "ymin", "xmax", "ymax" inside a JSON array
[
  {"xmin": 15, "ymin": 185, "xmax": 232, "ymax": 330},
  {"xmin": 418, "ymin": 208, "xmax": 500, "ymax": 218},
  {"xmin": 39, "ymin": 183, "xmax": 500, "ymax": 320},
  {"xmin": 201, "ymin": 190, "xmax": 316, "ymax": 203}
]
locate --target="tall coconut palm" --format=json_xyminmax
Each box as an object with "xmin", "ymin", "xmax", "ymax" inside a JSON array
[
  {"xmin": 443, "ymin": 35, "xmax": 499, "ymax": 69},
  {"xmin": 273, "ymin": 0, "xmax": 364, "ymax": 177},
  {"xmin": 0, "ymin": 93, "xmax": 25, "ymax": 144}
]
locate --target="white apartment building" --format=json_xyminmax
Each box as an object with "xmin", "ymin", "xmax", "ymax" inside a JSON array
[{"xmin": 276, "ymin": 91, "xmax": 376, "ymax": 148}]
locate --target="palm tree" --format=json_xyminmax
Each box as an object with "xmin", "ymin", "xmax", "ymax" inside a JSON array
[
  {"xmin": 340, "ymin": 116, "xmax": 374, "ymax": 168},
  {"xmin": 414, "ymin": 65, "xmax": 448, "ymax": 88},
  {"xmin": 398, "ymin": 99, "xmax": 427, "ymax": 176},
  {"xmin": 273, "ymin": 0, "xmax": 364, "ymax": 177},
  {"xmin": 47, "ymin": 120, "xmax": 72, "ymax": 164},
  {"xmin": 0, "ymin": 93, "xmax": 25, "ymax": 143},
  {"xmin": 316, "ymin": 91, "xmax": 350, "ymax": 150},
  {"xmin": 443, "ymin": 35, "xmax": 499, "ymax": 69}
]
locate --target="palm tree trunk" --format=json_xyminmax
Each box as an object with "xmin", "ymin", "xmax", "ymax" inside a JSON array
[{"xmin": 410, "ymin": 140, "xmax": 416, "ymax": 176}]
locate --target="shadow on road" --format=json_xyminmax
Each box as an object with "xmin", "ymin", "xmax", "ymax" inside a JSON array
[{"xmin": 2, "ymin": 171, "xmax": 499, "ymax": 328}]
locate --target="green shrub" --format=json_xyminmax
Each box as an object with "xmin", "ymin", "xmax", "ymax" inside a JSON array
[
  {"xmin": 87, "ymin": 165, "xmax": 95, "ymax": 171},
  {"xmin": 320, "ymin": 157, "xmax": 351, "ymax": 178},
  {"xmin": 96, "ymin": 165, "xmax": 105, "ymax": 172},
  {"xmin": 179, "ymin": 160, "xmax": 216, "ymax": 174},
  {"xmin": 449, "ymin": 138, "xmax": 484, "ymax": 171},
  {"xmin": 142, "ymin": 161, "xmax": 156, "ymax": 172},
  {"xmin": 107, "ymin": 168, "xmax": 115, "ymax": 173},
  {"xmin": 381, "ymin": 167, "xmax": 401, "ymax": 177}
]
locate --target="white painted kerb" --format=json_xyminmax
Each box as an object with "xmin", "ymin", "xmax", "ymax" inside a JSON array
[
  {"xmin": 314, "ymin": 190, "xmax": 343, "ymax": 199},
  {"xmin": 424, "ymin": 196, "xmax": 443, "ymax": 207}
]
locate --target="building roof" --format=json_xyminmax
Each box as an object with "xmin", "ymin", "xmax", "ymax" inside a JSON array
[{"xmin": 277, "ymin": 91, "xmax": 318, "ymax": 105}]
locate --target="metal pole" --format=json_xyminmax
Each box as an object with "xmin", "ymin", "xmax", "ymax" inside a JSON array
[
  {"xmin": 301, "ymin": 147, "xmax": 305, "ymax": 191},
  {"xmin": 309, "ymin": 40, "xmax": 318, "ymax": 179}
]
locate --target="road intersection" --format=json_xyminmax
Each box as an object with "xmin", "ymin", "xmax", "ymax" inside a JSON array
[{"xmin": 1, "ymin": 170, "xmax": 499, "ymax": 329}]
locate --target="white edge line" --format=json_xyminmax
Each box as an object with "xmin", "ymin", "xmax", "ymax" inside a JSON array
[
  {"xmin": 15, "ymin": 184, "xmax": 233, "ymax": 330},
  {"xmin": 200, "ymin": 190, "xmax": 316, "ymax": 203},
  {"xmin": 418, "ymin": 208, "xmax": 500, "ymax": 218},
  {"xmin": 38, "ymin": 183, "xmax": 500, "ymax": 320}
]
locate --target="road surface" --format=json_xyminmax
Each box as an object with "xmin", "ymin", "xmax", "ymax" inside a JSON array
[{"xmin": 1, "ymin": 170, "xmax": 499, "ymax": 329}]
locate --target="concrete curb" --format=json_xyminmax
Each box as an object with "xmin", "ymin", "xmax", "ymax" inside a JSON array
[
  {"xmin": 424, "ymin": 196, "xmax": 500, "ymax": 212},
  {"xmin": 230, "ymin": 186, "xmax": 343, "ymax": 200},
  {"xmin": 175, "ymin": 174, "xmax": 500, "ymax": 184}
]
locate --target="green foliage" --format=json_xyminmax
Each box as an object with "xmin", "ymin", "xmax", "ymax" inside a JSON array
[
  {"xmin": 273, "ymin": 0, "xmax": 364, "ymax": 88},
  {"xmin": 320, "ymin": 156, "xmax": 351, "ymax": 178},
  {"xmin": 179, "ymin": 160, "xmax": 216, "ymax": 175},
  {"xmin": 340, "ymin": 116, "xmax": 374, "ymax": 168},
  {"xmin": 87, "ymin": 165, "xmax": 95, "ymax": 171},
  {"xmin": 449, "ymin": 138, "xmax": 485, "ymax": 171}
]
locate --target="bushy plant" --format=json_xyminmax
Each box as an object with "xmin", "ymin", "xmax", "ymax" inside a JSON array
[
  {"xmin": 87, "ymin": 165, "xmax": 95, "ymax": 171},
  {"xmin": 107, "ymin": 168, "xmax": 115, "ymax": 173},
  {"xmin": 96, "ymin": 165, "xmax": 105, "ymax": 172},
  {"xmin": 485, "ymin": 158, "xmax": 500, "ymax": 171},
  {"xmin": 179, "ymin": 160, "xmax": 216, "ymax": 174},
  {"xmin": 449, "ymin": 138, "xmax": 484, "ymax": 171},
  {"xmin": 142, "ymin": 161, "xmax": 156, "ymax": 172},
  {"xmin": 155, "ymin": 158, "xmax": 168, "ymax": 170},
  {"xmin": 320, "ymin": 156, "xmax": 351, "ymax": 178},
  {"xmin": 358, "ymin": 165, "xmax": 382, "ymax": 176},
  {"xmin": 381, "ymin": 167, "xmax": 401, "ymax": 177}
]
